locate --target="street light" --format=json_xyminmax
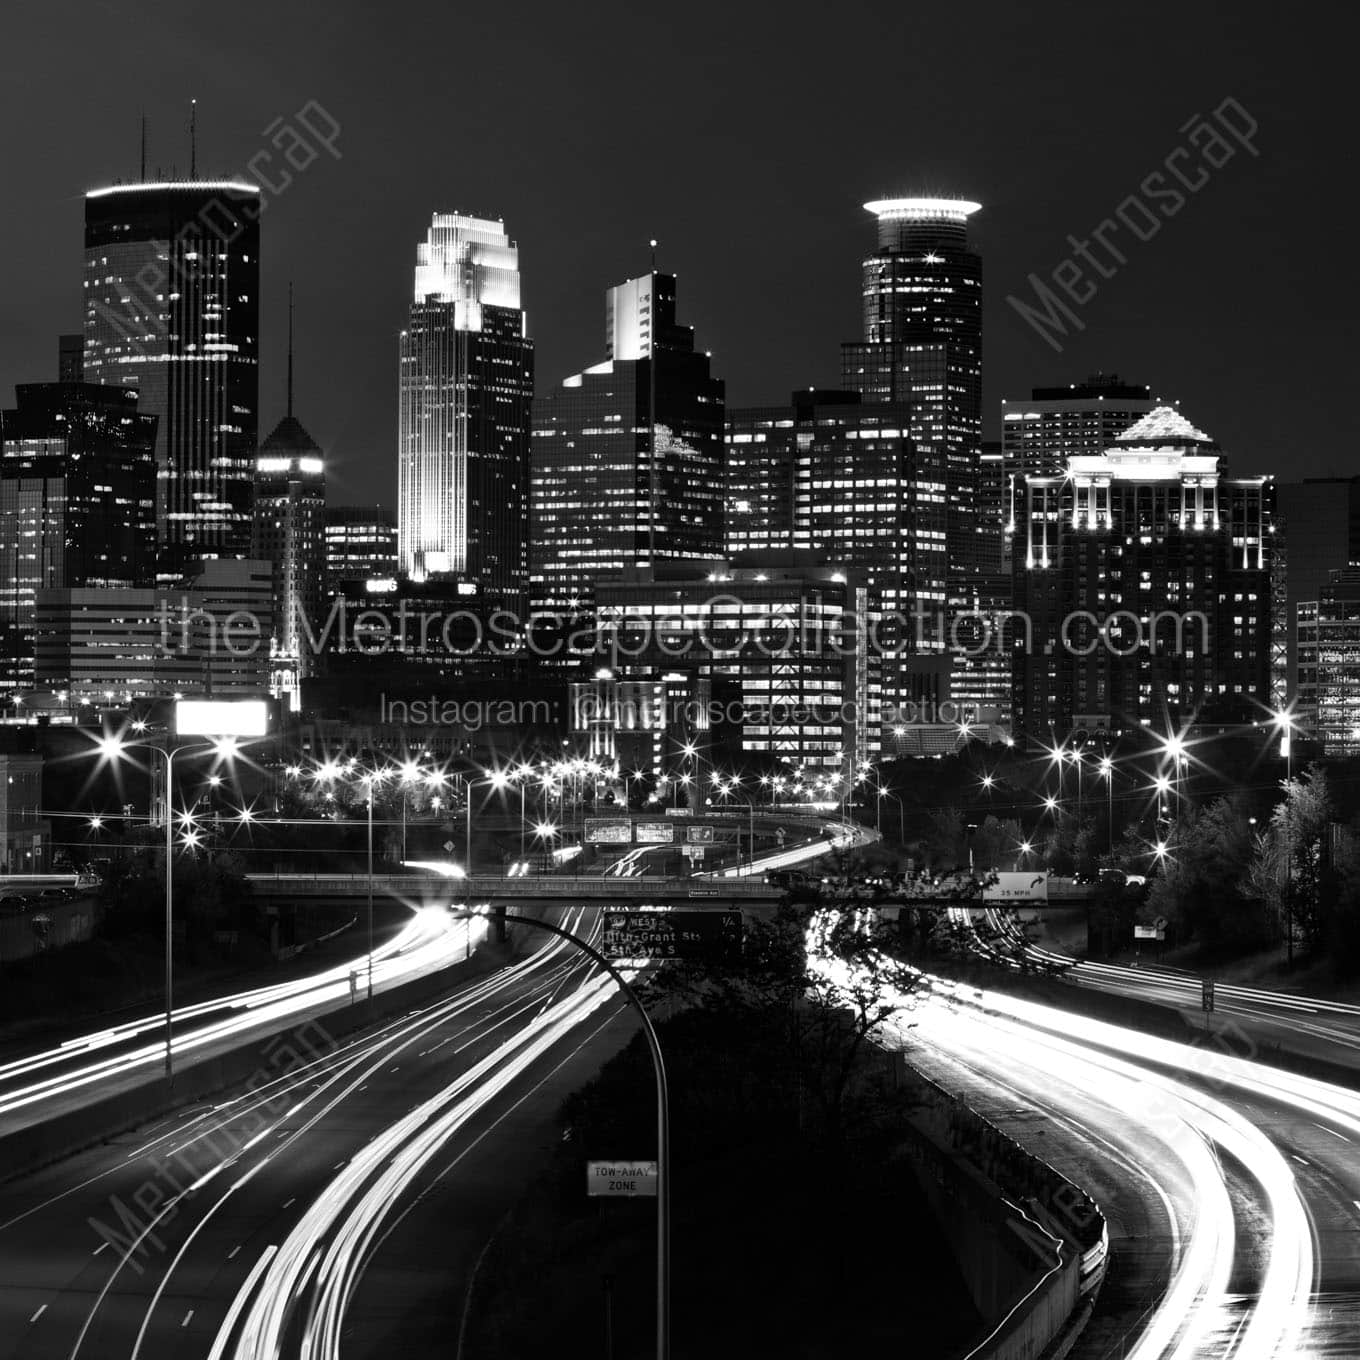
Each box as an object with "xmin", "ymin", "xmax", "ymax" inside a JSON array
[
  {"xmin": 449, "ymin": 906, "xmax": 671, "ymax": 1360},
  {"xmin": 94, "ymin": 697, "xmax": 266, "ymax": 1082},
  {"xmin": 1098, "ymin": 755, "xmax": 1115, "ymax": 849}
]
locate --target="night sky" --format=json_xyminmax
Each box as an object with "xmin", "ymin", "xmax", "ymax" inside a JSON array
[{"xmin": 1, "ymin": 0, "xmax": 1352, "ymax": 508}]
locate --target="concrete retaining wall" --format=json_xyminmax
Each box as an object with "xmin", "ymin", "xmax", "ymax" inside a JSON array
[
  {"xmin": 900, "ymin": 1065, "xmax": 1107, "ymax": 1360},
  {"xmin": 0, "ymin": 895, "xmax": 98, "ymax": 962}
]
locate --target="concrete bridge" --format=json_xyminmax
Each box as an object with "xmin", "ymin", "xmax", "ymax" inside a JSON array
[{"xmin": 246, "ymin": 871, "xmax": 784, "ymax": 909}]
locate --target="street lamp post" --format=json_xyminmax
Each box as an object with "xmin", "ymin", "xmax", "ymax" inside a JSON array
[
  {"xmin": 95, "ymin": 698, "xmax": 267, "ymax": 1082},
  {"xmin": 449, "ymin": 908, "xmax": 670, "ymax": 1360}
]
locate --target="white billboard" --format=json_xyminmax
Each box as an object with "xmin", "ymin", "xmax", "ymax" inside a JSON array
[
  {"xmin": 982, "ymin": 871, "xmax": 1049, "ymax": 903},
  {"xmin": 175, "ymin": 699, "xmax": 269, "ymax": 737}
]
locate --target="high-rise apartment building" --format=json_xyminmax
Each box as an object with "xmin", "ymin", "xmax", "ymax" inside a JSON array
[
  {"xmin": 397, "ymin": 214, "xmax": 534, "ymax": 590},
  {"xmin": 1013, "ymin": 406, "xmax": 1274, "ymax": 747},
  {"xmin": 83, "ymin": 181, "xmax": 260, "ymax": 572},
  {"xmin": 0, "ymin": 382, "xmax": 157, "ymax": 691},
  {"xmin": 1001, "ymin": 374, "xmax": 1155, "ymax": 487},
  {"xmin": 324, "ymin": 506, "xmax": 398, "ymax": 589},
  {"xmin": 841, "ymin": 198, "xmax": 983, "ymax": 589},
  {"xmin": 530, "ymin": 271, "xmax": 725, "ymax": 617}
]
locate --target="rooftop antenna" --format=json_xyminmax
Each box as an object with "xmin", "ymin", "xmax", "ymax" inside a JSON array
[
  {"xmin": 189, "ymin": 99, "xmax": 197, "ymax": 179},
  {"xmin": 139, "ymin": 112, "xmax": 147, "ymax": 181},
  {"xmin": 286, "ymin": 282, "xmax": 295, "ymax": 419}
]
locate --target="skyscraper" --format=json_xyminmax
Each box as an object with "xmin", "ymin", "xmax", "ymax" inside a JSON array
[
  {"xmin": 1297, "ymin": 569, "xmax": 1360, "ymax": 755},
  {"xmin": 841, "ymin": 198, "xmax": 983, "ymax": 589},
  {"xmin": 1002, "ymin": 373, "xmax": 1156, "ymax": 491},
  {"xmin": 531, "ymin": 271, "xmax": 725, "ymax": 617},
  {"xmin": 83, "ymin": 181, "xmax": 261, "ymax": 573},
  {"xmin": 0, "ymin": 382, "xmax": 157, "ymax": 691},
  {"xmin": 725, "ymin": 388, "xmax": 946, "ymax": 734},
  {"xmin": 252, "ymin": 297, "xmax": 325, "ymax": 708},
  {"xmin": 397, "ymin": 214, "xmax": 534, "ymax": 590},
  {"xmin": 1013, "ymin": 406, "xmax": 1275, "ymax": 747}
]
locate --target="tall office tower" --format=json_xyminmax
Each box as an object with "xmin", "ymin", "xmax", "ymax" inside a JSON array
[
  {"xmin": 324, "ymin": 505, "xmax": 398, "ymax": 590},
  {"xmin": 726, "ymin": 389, "xmax": 947, "ymax": 735},
  {"xmin": 397, "ymin": 214, "xmax": 534, "ymax": 590},
  {"xmin": 841, "ymin": 198, "xmax": 983, "ymax": 590},
  {"xmin": 1001, "ymin": 373, "xmax": 1155, "ymax": 486},
  {"xmin": 1275, "ymin": 477, "xmax": 1360, "ymax": 701},
  {"xmin": 58, "ymin": 335, "xmax": 84, "ymax": 383},
  {"xmin": 1297, "ymin": 569, "xmax": 1360, "ymax": 754},
  {"xmin": 531, "ymin": 271, "xmax": 725, "ymax": 620},
  {"xmin": 1013, "ymin": 407, "xmax": 1275, "ymax": 748},
  {"xmin": 252, "ymin": 307, "xmax": 325, "ymax": 709},
  {"xmin": 0, "ymin": 382, "xmax": 157, "ymax": 691},
  {"xmin": 83, "ymin": 181, "xmax": 260, "ymax": 574}
]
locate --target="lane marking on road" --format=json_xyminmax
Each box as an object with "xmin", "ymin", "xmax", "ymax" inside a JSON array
[
  {"xmin": 227, "ymin": 1245, "xmax": 242, "ymax": 1260},
  {"xmin": 182, "ymin": 1310, "xmax": 194, "ymax": 1327},
  {"xmin": 1313, "ymin": 1122, "xmax": 1351, "ymax": 1143},
  {"xmin": 1291, "ymin": 1155, "xmax": 1309, "ymax": 1166},
  {"xmin": 283, "ymin": 1198, "xmax": 296, "ymax": 1209},
  {"xmin": 390, "ymin": 1066, "xmax": 400, "ymax": 1073},
  {"xmin": 30, "ymin": 1305, "xmax": 47, "ymax": 1323},
  {"xmin": 93, "ymin": 1242, "xmax": 109, "ymax": 1255},
  {"xmin": 333, "ymin": 1160, "xmax": 345, "ymax": 1169}
]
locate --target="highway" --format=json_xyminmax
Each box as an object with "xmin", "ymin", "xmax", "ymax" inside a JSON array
[
  {"xmin": 951, "ymin": 903, "xmax": 1360, "ymax": 1070},
  {"xmin": 814, "ymin": 920, "xmax": 1360, "ymax": 1359},
  {"xmin": 0, "ymin": 907, "xmax": 483, "ymax": 1135},
  {"xmin": 0, "ymin": 907, "xmax": 636, "ymax": 1360}
]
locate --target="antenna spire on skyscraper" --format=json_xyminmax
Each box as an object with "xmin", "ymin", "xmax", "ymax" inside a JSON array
[
  {"xmin": 189, "ymin": 99, "xmax": 197, "ymax": 178},
  {"xmin": 287, "ymin": 283, "xmax": 295, "ymax": 419}
]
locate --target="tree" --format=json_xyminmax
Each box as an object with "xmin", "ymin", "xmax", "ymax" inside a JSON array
[
  {"xmin": 1250, "ymin": 767, "xmax": 1334, "ymax": 952},
  {"xmin": 1150, "ymin": 797, "xmax": 1265, "ymax": 951},
  {"xmin": 645, "ymin": 898, "xmax": 921, "ymax": 1150}
]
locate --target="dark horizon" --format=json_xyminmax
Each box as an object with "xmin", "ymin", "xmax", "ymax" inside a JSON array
[{"xmin": 2, "ymin": 0, "xmax": 1352, "ymax": 510}]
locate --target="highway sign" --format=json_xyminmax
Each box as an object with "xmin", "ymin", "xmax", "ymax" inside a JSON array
[
  {"xmin": 1133, "ymin": 924, "xmax": 1164, "ymax": 940},
  {"xmin": 601, "ymin": 910, "xmax": 742, "ymax": 964},
  {"xmin": 686, "ymin": 825, "xmax": 715, "ymax": 844},
  {"xmin": 585, "ymin": 819, "xmax": 632, "ymax": 844},
  {"xmin": 681, "ymin": 844, "xmax": 705, "ymax": 861},
  {"xmin": 1202, "ymin": 979, "xmax": 1215, "ymax": 1012},
  {"xmin": 587, "ymin": 1160, "xmax": 657, "ymax": 1197},
  {"xmin": 983, "ymin": 871, "xmax": 1049, "ymax": 903},
  {"xmin": 636, "ymin": 821, "xmax": 675, "ymax": 844}
]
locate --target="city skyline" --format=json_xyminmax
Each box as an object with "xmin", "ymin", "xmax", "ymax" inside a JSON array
[{"xmin": 0, "ymin": 1, "xmax": 1351, "ymax": 513}]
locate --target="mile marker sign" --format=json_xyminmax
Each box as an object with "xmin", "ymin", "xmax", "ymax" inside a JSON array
[{"xmin": 587, "ymin": 1160, "xmax": 658, "ymax": 1197}]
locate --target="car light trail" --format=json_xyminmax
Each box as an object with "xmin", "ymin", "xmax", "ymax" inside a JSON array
[
  {"xmin": 0, "ymin": 907, "xmax": 482, "ymax": 1119},
  {"xmin": 809, "ymin": 924, "xmax": 1322, "ymax": 1359}
]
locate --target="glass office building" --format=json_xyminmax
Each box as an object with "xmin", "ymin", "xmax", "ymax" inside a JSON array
[
  {"xmin": 397, "ymin": 214, "xmax": 534, "ymax": 592},
  {"xmin": 83, "ymin": 181, "xmax": 260, "ymax": 572}
]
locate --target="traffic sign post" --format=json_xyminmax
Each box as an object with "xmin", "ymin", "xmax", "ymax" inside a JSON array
[
  {"xmin": 601, "ymin": 910, "xmax": 743, "ymax": 965},
  {"xmin": 588, "ymin": 1160, "xmax": 659, "ymax": 1197},
  {"xmin": 1202, "ymin": 978, "xmax": 1215, "ymax": 1013}
]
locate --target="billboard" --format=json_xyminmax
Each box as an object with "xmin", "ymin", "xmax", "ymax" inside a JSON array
[
  {"xmin": 982, "ymin": 871, "xmax": 1049, "ymax": 903},
  {"xmin": 175, "ymin": 699, "xmax": 269, "ymax": 737},
  {"xmin": 584, "ymin": 819, "xmax": 632, "ymax": 845},
  {"xmin": 635, "ymin": 822, "xmax": 675, "ymax": 844}
]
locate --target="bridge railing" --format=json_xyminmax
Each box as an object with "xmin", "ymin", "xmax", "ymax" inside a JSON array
[{"xmin": 245, "ymin": 872, "xmax": 782, "ymax": 898}]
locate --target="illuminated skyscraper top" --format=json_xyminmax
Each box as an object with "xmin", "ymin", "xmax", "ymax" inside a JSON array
[
  {"xmin": 398, "ymin": 213, "xmax": 533, "ymax": 586},
  {"xmin": 843, "ymin": 194, "xmax": 982, "ymax": 588}
]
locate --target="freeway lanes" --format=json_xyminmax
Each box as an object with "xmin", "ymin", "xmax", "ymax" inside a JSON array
[
  {"xmin": 959, "ymin": 905, "xmax": 1360, "ymax": 1072},
  {"xmin": 0, "ymin": 907, "xmax": 636, "ymax": 1360},
  {"xmin": 814, "ymin": 918, "xmax": 1360, "ymax": 1359},
  {"xmin": 0, "ymin": 907, "xmax": 483, "ymax": 1135}
]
